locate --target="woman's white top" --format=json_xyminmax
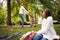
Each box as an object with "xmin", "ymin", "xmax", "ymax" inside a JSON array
[
  {"xmin": 37, "ymin": 16, "xmax": 59, "ymax": 40},
  {"xmin": 19, "ymin": 6, "xmax": 29, "ymax": 14}
]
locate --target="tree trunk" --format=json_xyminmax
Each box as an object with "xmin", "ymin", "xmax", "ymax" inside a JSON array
[
  {"xmin": 26, "ymin": 6, "xmax": 29, "ymax": 21},
  {"xmin": 7, "ymin": 0, "xmax": 12, "ymax": 25},
  {"xmin": 26, "ymin": 15, "xmax": 29, "ymax": 21},
  {"xmin": 24, "ymin": 4, "xmax": 29, "ymax": 21}
]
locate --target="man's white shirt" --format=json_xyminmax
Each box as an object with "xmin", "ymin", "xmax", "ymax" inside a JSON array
[{"xmin": 19, "ymin": 6, "xmax": 29, "ymax": 14}]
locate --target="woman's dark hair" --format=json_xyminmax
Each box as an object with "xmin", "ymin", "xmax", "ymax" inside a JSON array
[{"xmin": 44, "ymin": 8, "xmax": 52, "ymax": 18}]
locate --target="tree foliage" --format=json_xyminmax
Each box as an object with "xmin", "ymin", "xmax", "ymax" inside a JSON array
[{"xmin": 0, "ymin": 0, "xmax": 60, "ymax": 24}]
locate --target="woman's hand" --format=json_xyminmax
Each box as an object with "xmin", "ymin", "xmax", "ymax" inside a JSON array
[
  {"xmin": 40, "ymin": 13, "xmax": 43, "ymax": 17},
  {"xmin": 31, "ymin": 30, "xmax": 37, "ymax": 34}
]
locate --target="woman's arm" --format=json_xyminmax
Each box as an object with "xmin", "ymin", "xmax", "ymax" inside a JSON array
[
  {"xmin": 38, "ymin": 13, "xmax": 43, "ymax": 24},
  {"xmin": 38, "ymin": 17, "xmax": 43, "ymax": 24}
]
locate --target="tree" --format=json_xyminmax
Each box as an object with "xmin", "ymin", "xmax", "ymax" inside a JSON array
[
  {"xmin": 7, "ymin": 0, "xmax": 12, "ymax": 25},
  {"xmin": 56, "ymin": 0, "xmax": 60, "ymax": 22},
  {"xmin": 39, "ymin": 0, "xmax": 58, "ymax": 20},
  {"xmin": 24, "ymin": 3, "xmax": 29, "ymax": 21}
]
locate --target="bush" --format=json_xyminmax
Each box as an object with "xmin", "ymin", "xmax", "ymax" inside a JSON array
[
  {"xmin": 57, "ymin": 9, "xmax": 60, "ymax": 22},
  {"xmin": 0, "ymin": 13, "xmax": 6, "ymax": 24}
]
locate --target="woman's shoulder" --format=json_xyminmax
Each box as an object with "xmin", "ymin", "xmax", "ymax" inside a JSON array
[
  {"xmin": 47, "ymin": 16, "xmax": 52, "ymax": 19},
  {"xmin": 47, "ymin": 16, "xmax": 53, "ymax": 21}
]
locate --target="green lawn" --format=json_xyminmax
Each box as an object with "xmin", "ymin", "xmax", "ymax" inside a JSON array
[{"xmin": 0, "ymin": 24, "xmax": 60, "ymax": 40}]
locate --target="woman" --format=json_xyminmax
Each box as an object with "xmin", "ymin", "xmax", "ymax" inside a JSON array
[{"xmin": 33, "ymin": 8, "xmax": 59, "ymax": 40}]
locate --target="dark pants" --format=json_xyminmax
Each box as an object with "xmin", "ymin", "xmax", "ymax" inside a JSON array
[{"xmin": 19, "ymin": 14, "xmax": 24, "ymax": 27}]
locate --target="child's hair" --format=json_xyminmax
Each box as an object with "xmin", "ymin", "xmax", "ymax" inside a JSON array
[{"xmin": 44, "ymin": 8, "xmax": 52, "ymax": 18}]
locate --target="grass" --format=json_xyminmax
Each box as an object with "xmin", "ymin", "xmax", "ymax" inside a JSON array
[{"xmin": 0, "ymin": 24, "xmax": 60, "ymax": 40}]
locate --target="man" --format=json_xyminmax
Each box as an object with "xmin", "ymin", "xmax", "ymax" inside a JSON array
[{"xmin": 19, "ymin": 3, "xmax": 32, "ymax": 27}]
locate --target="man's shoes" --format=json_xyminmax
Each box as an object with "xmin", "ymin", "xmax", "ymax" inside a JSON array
[{"xmin": 22, "ymin": 26, "xmax": 24, "ymax": 28}]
